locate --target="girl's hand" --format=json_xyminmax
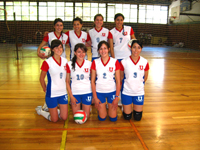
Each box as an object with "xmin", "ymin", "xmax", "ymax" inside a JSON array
[
  {"xmin": 111, "ymin": 97, "xmax": 119, "ymax": 110},
  {"xmin": 70, "ymin": 96, "xmax": 78, "ymax": 107},
  {"xmin": 42, "ymin": 87, "xmax": 46, "ymax": 93},
  {"xmin": 38, "ymin": 52, "xmax": 48, "ymax": 59},
  {"xmin": 94, "ymin": 97, "xmax": 102, "ymax": 110}
]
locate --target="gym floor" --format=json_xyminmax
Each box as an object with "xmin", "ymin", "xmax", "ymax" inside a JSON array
[{"xmin": 0, "ymin": 43, "xmax": 200, "ymax": 150}]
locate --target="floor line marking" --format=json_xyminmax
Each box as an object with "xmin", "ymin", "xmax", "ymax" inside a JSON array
[
  {"xmin": 0, "ymin": 126, "xmax": 132, "ymax": 131},
  {"xmin": 130, "ymin": 120, "xmax": 149, "ymax": 150},
  {"xmin": 60, "ymin": 102, "xmax": 70, "ymax": 150}
]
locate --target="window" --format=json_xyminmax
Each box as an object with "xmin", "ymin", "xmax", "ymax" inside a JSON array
[
  {"xmin": 65, "ymin": 2, "xmax": 73, "ymax": 21},
  {"xmin": 75, "ymin": 3, "xmax": 82, "ymax": 19},
  {"xmin": 0, "ymin": 1, "xmax": 4, "ymax": 20},
  {"xmin": 5, "ymin": 1, "xmax": 37, "ymax": 21},
  {"xmin": 107, "ymin": 3, "xmax": 137, "ymax": 23},
  {"xmin": 1, "ymin": 2, "xmax": 168, "ymax": 24},
  {"xmin": 139, "ymin": 5, "xmax": 168, "ymax": 24}
]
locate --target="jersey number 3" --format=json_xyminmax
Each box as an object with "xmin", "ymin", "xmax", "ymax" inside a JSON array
[{"xmin": 133, "ymin": 72, "xmax": 137, "ymax": 78}]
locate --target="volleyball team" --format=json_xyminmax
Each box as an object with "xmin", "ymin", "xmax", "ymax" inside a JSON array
[{"xmin": 35, "ymin": 13, "xmax": 149, "ymax": 123}]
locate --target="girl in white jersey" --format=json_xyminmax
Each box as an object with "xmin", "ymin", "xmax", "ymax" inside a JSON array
[
  {"xmin": 37, "ymin": 18, "xmax": 68, "ymax": 59},
  {"xmin": 87, "ymin": 14, "xmax": 114, "ymax": 61},
  {"xmin": 66, "ymin": 43, "xmax": 92, "ymax": 118},
  {"xmin": 91, "ymin": 41, "xmax": 120, "ymax": 122},
  {"xmin": 110, "ymin": 13, "xmax": 136, "ymax": 106},
  {"xmin": 120, "ymin": 40, "xmax": 149, "ymax": 121},
  {"xmin": 35, "ymin": 39, "xmax": 69, "ymax": 122},
  {"xmin": 65, "ymin": 17, "xmax": 89, "ymax": 60}
]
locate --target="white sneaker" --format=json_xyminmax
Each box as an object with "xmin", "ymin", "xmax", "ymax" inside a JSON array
[
  {"xmin": 106, "ymin": 104, "xmax": 108, "ymax": 109},
  {"xmin": 118, "ymin": 99, "xmax": 122, "ymax": 106},
  {"xmin": 35, "ymin": 106, "xmax": 42, "ymax": 115},
  {"xmin": 42, "ymin": 102, "xmax": 49, "ymax": 112}
]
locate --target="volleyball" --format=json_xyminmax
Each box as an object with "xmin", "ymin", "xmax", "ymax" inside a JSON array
[
  {"xmin": 128, "ymin": 39, "xmax": 137, "ymax": 48},
  {"xmin": 40, "ymin": 46, "xmax": 51, "ymax": 56},
  {"xmin": 74, "ymin": 110, "xmax": 87, "ymax": 124}
]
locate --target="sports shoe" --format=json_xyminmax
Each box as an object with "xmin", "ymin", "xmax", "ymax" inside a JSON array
[
  {"xmin": 42, "ymin": 102, "xmax": 49, "ymax": 112},
  {"xmin": 106, "ymin": 103, "xmax": 108, "ymax": 109},
  {"xmin": 118, "ymin": 99, "xmax": 122, "ymax": 106},
  {"xmin": 35, "ymin": 106, "xmax": 42, "ymax": 115}
]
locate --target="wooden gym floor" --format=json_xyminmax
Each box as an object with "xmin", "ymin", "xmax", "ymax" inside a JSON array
[{"xmin": 0, "ymin": 43, "xmax": 200, "ymax": 150}]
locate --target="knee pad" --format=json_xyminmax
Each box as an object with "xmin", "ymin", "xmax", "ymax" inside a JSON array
[
  {"xmin": 98, "ymin": 115, "xmax": 107, "ymax": 121},
  {"xmin": 133, "ymin": 110, "xmax": 143, "ymax": 121},
  {"xmin": 123, "ymin": 111, "xmax": 132, "ymax": 120}
]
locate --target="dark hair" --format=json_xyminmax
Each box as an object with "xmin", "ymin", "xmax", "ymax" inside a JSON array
[
  {"xmin": 114, "ymin": 13, "xmax": 125, "ymax": 20},
  {"xmin": 50, "ymin": 39, "xmax": 63, "ymax": 56},
  {"xmin": 72, "ymin": 17, "xmax": 83, "ymax": 25},
  {"xmin": 54, "ymin": 18, "xmax": 64, "ymax": 26},
  {"xmin": 97, "ymin": 40, "xmax": 110, "ymax": 53},
  {"xmin": 53, "ymin": 18, "xmax": 64, "ymax": 38},
  {"xmin": 93, "ymin": 14, "xmax": 104, "ymax": 27},
  {"xmin": 131, "ymin": 40, "xmax": 143, "ymax": 49},
  {"xmin": 71, "ymin": 43, "xmax": 87, "ymax": 71},
  {"xmin": 94, "ymin": 14, "xmax": 104, "ymax": 21}
]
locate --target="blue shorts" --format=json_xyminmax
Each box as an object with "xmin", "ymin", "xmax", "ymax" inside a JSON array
[
  {"xmin": 121, "ymin": 94, "xmax": 144, "ymax": 105},
  {"xmin": 46, "ymin": 94, "xmax": 68, "ymax": 108},
  {"xmin": 73, "ymin": 93, "xmax": 92, "ymax": 105},
  {"xmin": 96, "ymin": 91, "xmax": 116, "ymax": 104}
]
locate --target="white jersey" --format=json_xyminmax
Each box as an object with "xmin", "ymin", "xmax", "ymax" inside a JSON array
[
  {"xmin": 41, "ymin": 56, "xmax": 68, "ymax": 98},
  {"xmin": 120, "ymin": 56, "xmax": 149, "ymax": 96},
  {"xmin": 65, "ymin": 30, "xmax": 88, "ymax": 60},
  {"xmin": 91, "ymin": 57, "xmax": 120, "ymax": 93},
  {"xmin": 110, "ymin": 26, "xmax": 134, "ymax": 59},
  {"xmin": 88, "ymin": 27, "xmax": 113, "ymax": 58},
  {"xmin": 43, "ymin": 32, "xmax": 68, "ymax": 58},
  {"xmin": 67, "ymin": 60, "xmax": 92, "ymax": 95}
]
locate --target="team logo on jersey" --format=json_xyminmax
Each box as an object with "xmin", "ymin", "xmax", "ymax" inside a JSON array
[
  {"xmin": 84, "ymin": 68, "xmax": 89, "ymax": 72},
  {"xmin": 123, "ymin": 32, "xmax": 127, "ymax": 35},
  {"xmin": 82, "ymin": 38, "xmax": 85, "ymax": 42},
  {"xmin": 102, "ymin": 33, "xmax": 106, "ymax": 36},
  {"xmin": 86, "ymin": 96, "xmax": 92, "ymax": 102},
  {"xmin": 62, "ymin": 40, "xmax": 65, "ymax": 44},
  {"xmin": 109, "ymin": 67, "xmax": 113, "ymax": 72},
  {"xmin": 139, "ymin": 65, "xmax": 143, "ymax": 70}
]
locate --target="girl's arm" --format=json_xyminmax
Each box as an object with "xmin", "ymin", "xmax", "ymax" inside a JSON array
[
  {"xmin": 112, "ymin": 70, "xmax": 120, "ymax": 109},
  {"xmin": 66, "ymin": 73, "xmax": 78, "ymax": 106},
  {"xmin": 120, "ymin": 70, "xmax": 124, "ymax": 90},
  {"xmin": 144, "ymin": 70, "xmax": 149, "ymax": 82},
  {"xmin": 37, "ymin": 40, "xmax": 48, "ymax": 59},
  {"xmin": 40, "ymin": 71, "xmax": 47, "ymax": 92},
  {"xmin": 108, "ymin": 38, "xmax": 115, "ymax": 58},
  {"xmin": 91, "ymin": 69, "xmax": 101, "ymax": 109},
  {"xmin": 131, "ymin": 33, "xmax": 136, "ymax": 39}
]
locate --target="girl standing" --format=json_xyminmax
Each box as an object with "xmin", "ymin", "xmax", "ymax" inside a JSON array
[
  {"xmin": 87, "ymin": 14, "xmax": 114, "ymax": 61},
  {"xmin": 91, "ymin": 41, "xmax": 120, "ymax": 122},
  {"xmin": 110, "ymin": 13, "xmax": 136, "ymax": 106},
  {"xmin": 120, "ymin": 40, "xmax": 149, "ymax": 121},
  {"xmin": 110, "ymin": 13, "xmax": 136, "ymax": 61},
  {"xmin": 37, "ymin": 18, "xmax": 68, "ymax": 59},
  {"xmin": 35, "ymin": 39, "xmax": 68, "ymax": 122},
  {"xmin": 66, "ymin": 43, "xmax": 92, "ymax": 118},
  {"xmin": 65, "ymin": 17, "xmax": 89, "ymax": 60}
]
